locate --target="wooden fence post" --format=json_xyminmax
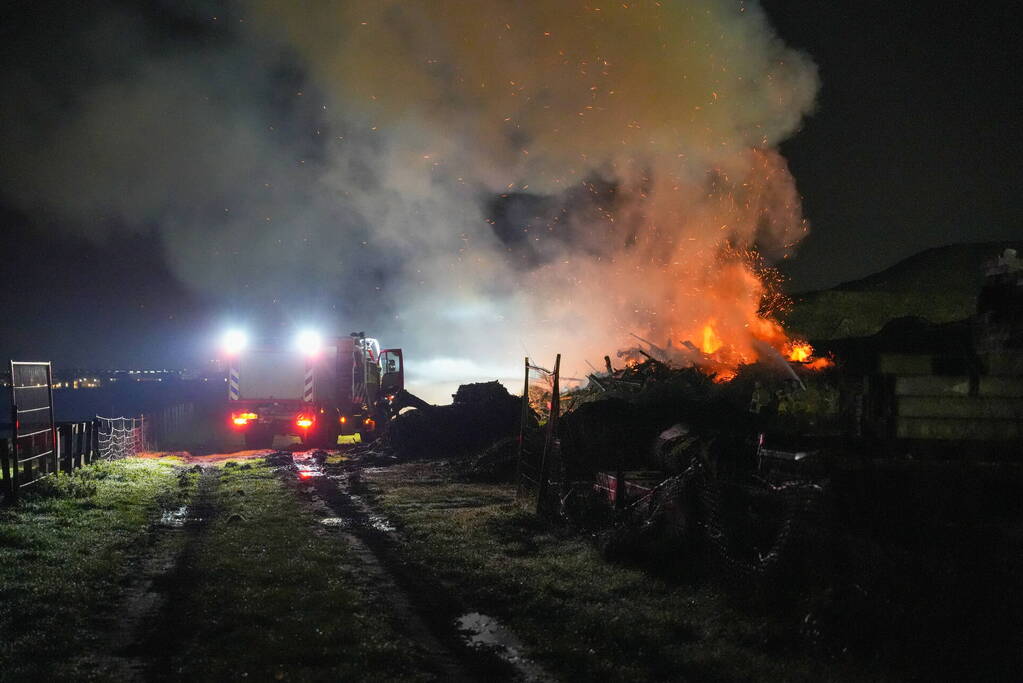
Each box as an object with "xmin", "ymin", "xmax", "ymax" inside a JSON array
[
  {"xmin": 537, "ymin": 354, "xmax": 561, "ymax": 516},
  {"xmin": 74, "ymin": 423, "xmax": 83, "ymax": 470},
  {"xmin": 63, "ymin": 424, "xmax": 71, "ymax": 473},
  {"xmin": 67, "ymin": 424, "xmax": 76, "ymax": 473},
  {"xmin": 515, "ymin": 356, "xmax": 530, "ymax": 500},
  {"xmin": 82, "ymin": 422, "xmax": 90, "ymax": 465},
  {"xmin": 54, "ymin": 425, "xmax": 62, "ymax": 476},
  {"xmin": 90, "ymin": 419, "xmax": 100, "ymax": 463},
  {"xmin": 57, "ymin": 425, "xmax": 66, "ymax": 474}
]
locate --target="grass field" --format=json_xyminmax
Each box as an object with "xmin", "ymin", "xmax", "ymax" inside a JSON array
[
  {"xmin": 784, "ymin": 241, "xmax": 1019, "ymax": 340},
  {"xmin": 0, "ymin": 457, "xmax": 435, "ymax": 682},
  {"xmin": 0, "ymin": 457, "xmax": 189, "ymax": 680},
  {"xmin": 361, "ymin": 462, "xmax": 874, "ymax": 683},
  {"xmin": 156, "ymin": 460, "xmax": 433, "ymax": 681}
]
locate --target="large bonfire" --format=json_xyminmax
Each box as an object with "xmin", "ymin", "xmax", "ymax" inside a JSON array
[{"xmin": 617, "ymin": 248, "xmax": 832, "ymax": 382}]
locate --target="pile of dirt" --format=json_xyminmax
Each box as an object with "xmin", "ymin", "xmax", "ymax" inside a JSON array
[
  {"xmin": 387, "ymin": 381, "xmax": 526, "ymax": 459},
  {"xmin": 461, "ymin": 436, "xmax": 520, "ymax": 482},
  {"xmin": 265, "ymin": 451, "xmax": 295, "ymax": 468}
]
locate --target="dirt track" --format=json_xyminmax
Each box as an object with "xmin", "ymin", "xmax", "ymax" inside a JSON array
[{"xmin": 84, "ymin": 451, "xmax": 539, "ymax": 682}]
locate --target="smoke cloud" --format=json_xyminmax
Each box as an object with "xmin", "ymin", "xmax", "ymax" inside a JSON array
[{"xmin": 0, "ymin": 1, "xmax": 818, "ymax": 401}]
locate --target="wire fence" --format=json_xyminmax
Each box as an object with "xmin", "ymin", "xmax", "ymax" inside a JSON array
[
  {"xmin": 3, "ymin": 408, "xmax": 188, "ymax": 502},
  {"xmin": 2, "ymin": 419, "xmax": 105, "ymax": 502},
  {"xmin": 96, "ymin": 416, "xmax": 145, "ymax": 460},
  {"xmin": 4, "ymin": 359, "xmax": 202, "ymax": 502}
]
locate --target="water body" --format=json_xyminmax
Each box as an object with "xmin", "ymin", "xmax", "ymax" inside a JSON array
[{"xmin": 51, "ymin": 379, "xmax": 222, "ymax": 421}]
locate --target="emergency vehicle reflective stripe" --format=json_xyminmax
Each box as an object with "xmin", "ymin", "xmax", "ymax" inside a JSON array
[
  {"xmin": 303, "ymin": 364, "xmax": 314, "ymax": 402},
  {"xmin": 229, "ymin": 365, "xmax": 240, "ymax": 400}
]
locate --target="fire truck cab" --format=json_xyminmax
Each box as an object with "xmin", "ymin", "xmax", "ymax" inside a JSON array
[{"xmin": 224, "ymin": 330, "xmax": 403, "ymax": 449}]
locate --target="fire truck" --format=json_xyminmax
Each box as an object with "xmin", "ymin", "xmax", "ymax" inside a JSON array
[{"xmin": 222, "ymin": 330, "xmax": 404, "ymax": 449}]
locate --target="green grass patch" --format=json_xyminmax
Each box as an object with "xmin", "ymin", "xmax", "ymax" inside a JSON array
[
  {"xmin": 364, "ymin": 464, "xmax": 872, "ymax": 683},
  {"xmin": 160, "ymin": 462, "xmax": 433, "ymax": 682},
  {"xmin": 785, "ymin": 289, "xmax": 975, "ymax": 339},
  {"xmin": 0, "ymin": 457, "xmax": 190, "ymax": 680}
]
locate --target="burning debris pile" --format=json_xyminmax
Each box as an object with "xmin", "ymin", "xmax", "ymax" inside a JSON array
[
  {"xmin": 348, "ymin": 337, "xmax": 838, "ymax": 482},
  {"xmin": 559, "ymin": 355, "xmax": 839, "ymax": 481}
]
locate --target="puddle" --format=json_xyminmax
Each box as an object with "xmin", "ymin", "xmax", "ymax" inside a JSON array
[
  {"xmin": 159, "ymin": 506, "xmax": 188, "ymax": 528},
  {"xmin": 457, "ymin": 612, "xmax": 552, "ymax": 681},
  {"xmin": 296, "ymin": 464, "xmax": 323, "ymax": 480},
  {"xmin": 367, "ymin": 514, "xmax": 395, "ymax": 532},
  {"xmin": 346, "ymin": 494, "xmax": 396, "ymax": 532}
]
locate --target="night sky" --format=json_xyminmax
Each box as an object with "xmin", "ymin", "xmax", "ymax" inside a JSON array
[{"xmin": 1, "ymin": 0, "xmax": 1020, "ymax": 371}]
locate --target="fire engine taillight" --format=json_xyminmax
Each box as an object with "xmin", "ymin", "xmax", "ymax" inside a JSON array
[
  {"xmin": 232, "ymin": 412, "xmax": 257, "ymax": 426},
  {"xmin": 296, "ymin": 415, "xmax": 314, "ymax": 429}
]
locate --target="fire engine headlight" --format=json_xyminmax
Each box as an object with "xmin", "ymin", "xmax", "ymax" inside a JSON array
[
  {"xmin": 221, "ymin": 329, "xmax": 249, "ymax": 355},
  {"xmin": 295, "ymin": 329, "xmax": 323, "ymax": 357}
]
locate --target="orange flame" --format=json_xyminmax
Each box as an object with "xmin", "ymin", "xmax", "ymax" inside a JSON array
[
  {"xmin": 804, "ymin": 356, "xmax": 834, "ymax": 370},
  {"xmin": 785, "ymin": 342, "xmax": 812, "ymax": 363},
  {"xmin": 635, "ymin": 258, "xmax": 835, "ymax": 381},
  {"xmin": 701, "ymin": 322, "xmax": 723, "ymax": 354},
  {"xmin": 783, "ymin": 341, "xmax": 833, "ymax": 370}
]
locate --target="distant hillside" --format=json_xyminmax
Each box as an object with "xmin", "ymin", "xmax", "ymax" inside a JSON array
[{"xmin": 784, "ymin": 241, "xmax": 1020, "ymax": 340}]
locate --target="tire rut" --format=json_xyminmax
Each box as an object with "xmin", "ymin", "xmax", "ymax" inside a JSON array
[
  {"xmin": 295, "ymin": 468, "xmax": 519, "ymax": 682},
  {"xmin": 72, "ymin": 466, "xmax": 221, "ymax": 681},
  {"xmin": 127, "ymin": 466, "xmax": 223, "ymax": 681}
]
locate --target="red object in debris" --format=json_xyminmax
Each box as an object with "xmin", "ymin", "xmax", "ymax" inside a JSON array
[{"xmin": 594, "ymin": 471, "xmax": 661, "ymax": 506}]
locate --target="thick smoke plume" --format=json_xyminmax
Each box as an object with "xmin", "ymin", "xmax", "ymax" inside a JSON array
[
  {"xmin": 257, "ymin": 0, "xmax": 819, "ymax": 391},
  {"xmin": 1, "ymin": 1, "xmax": 818, "ymax": 400}
]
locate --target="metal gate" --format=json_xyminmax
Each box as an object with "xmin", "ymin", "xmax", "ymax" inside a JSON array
[{"xmin": 8, "ymin": 361, "xmax": 57, "ymax": 491}]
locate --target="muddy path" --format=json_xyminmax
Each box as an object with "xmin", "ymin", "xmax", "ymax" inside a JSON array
[
  {"xmin": 72, "ymin": 450, "xmax": 547, "ymax": 681},
  {"xmin": 290, "ymin": 457, "xmax": 528, "ymax": 682},
  {"xmin": 74, "ymin": 465, "xmax": 220, "ymax": 681},
  {"xmin": 126, "ymin": 466, "xmax": 222, "ymax": 680}
]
